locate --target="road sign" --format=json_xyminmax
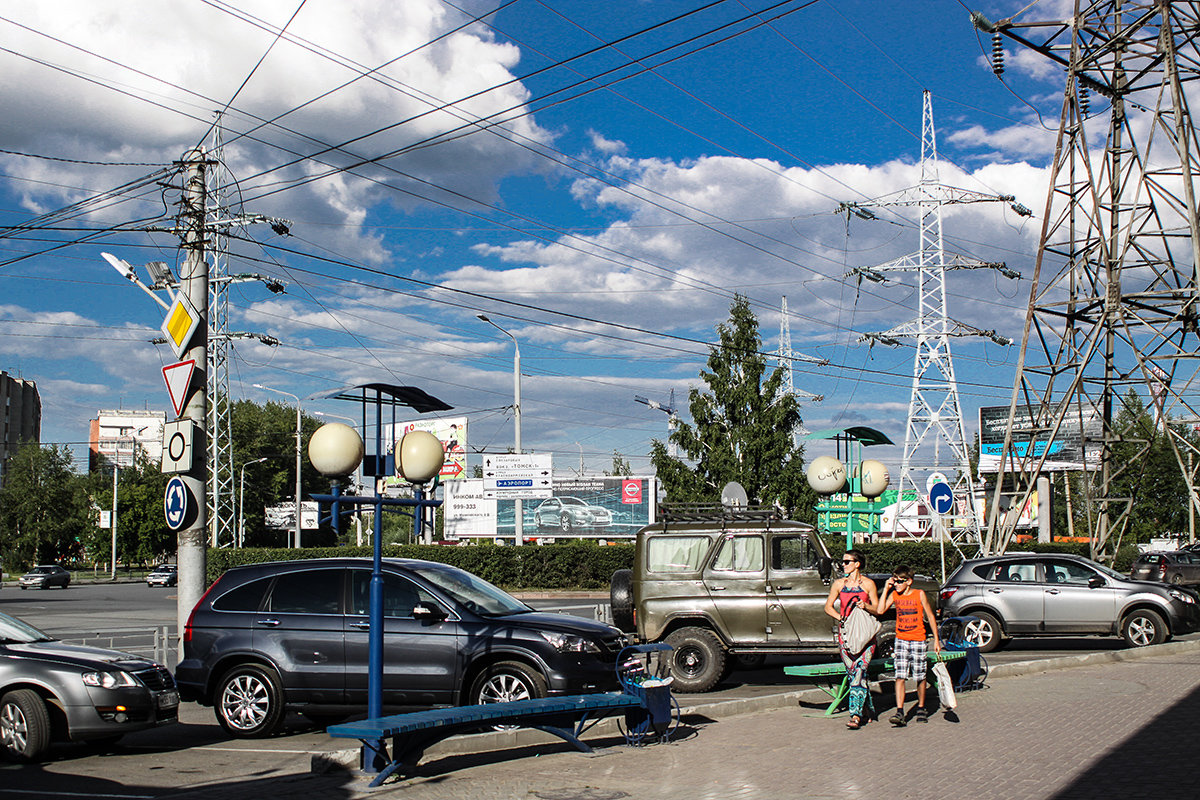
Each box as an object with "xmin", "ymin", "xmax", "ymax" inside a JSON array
[
  {"xmin": 164, "ymin": 476, "xmax": 193, "ymax": 531},
  {"xmin": 161, "ymin": 359, "xmax": 195, "ymax": 418},
  {"xmin": 925, "ymin": 472, "xmax": 948, "ymax": 494},
  {"xmin": 928, "ymin": 482, "xmax": 954, "ymax": 516},
  {"xmin": 161, "ymin": 419, "xmax": 198, "ymax": 474},
  {"xmin": 482, "ymin": 453, "xmax": 553, "ymax": 499},
  {"xmin": 161, "ymin": 293, "xmax": 201, "ymax": 359}
]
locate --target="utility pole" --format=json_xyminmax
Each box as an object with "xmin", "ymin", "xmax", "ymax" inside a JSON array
[
  {"xmin": 177, "ymin": 149, "xmax": 209, "ymax": 640},
  {"xmin": 849, "ymin": 90, "xmax": 1026, "ymax": 547},
  {"xmin": 976, "ymin": 3, "xmax": 1200, "ymax": 558}
]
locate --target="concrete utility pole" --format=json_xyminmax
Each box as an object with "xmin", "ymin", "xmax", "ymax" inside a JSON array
[{"xmin": 177, "ymin": 150, "xmax": 209, "ymax": 641}]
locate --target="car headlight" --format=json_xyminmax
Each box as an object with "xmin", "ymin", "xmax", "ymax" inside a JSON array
[
  {"xmin": 82, "ymin": 670, "xmax": 139, "ymax": 689},
  {"xmin": 1169, "ymin": 589, "xmax": 1196, "ymax": 604},
  {"xmin": 539, "ymin": 631, "xmax": 602, "ymax": 654}
]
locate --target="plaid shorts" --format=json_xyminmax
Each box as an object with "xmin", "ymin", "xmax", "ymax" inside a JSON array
[{"xmin": 893, "ymin": 638, "xmax": 928, "ymax": 682}]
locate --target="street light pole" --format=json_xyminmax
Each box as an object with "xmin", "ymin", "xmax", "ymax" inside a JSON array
[
  {"xmin": 478, "ymin": 315, "xmax": 523, "ymax": 543},
  {"xmin": 238, "ymin": 457, "xmax": 268, "ymax": 547},
  {"xmin": 253, "ymin": 383, "xmax": 302, "ymax": 548}
]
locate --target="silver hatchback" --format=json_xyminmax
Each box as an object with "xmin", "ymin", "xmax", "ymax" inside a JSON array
[{"xmin": 939, "ymin": 553, "xmax": 1200, "ymax": 652}]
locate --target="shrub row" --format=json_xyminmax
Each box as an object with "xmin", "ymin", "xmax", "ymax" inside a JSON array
[{"xmin": 207, "ymin": 538, "xmax": 1139, "ymax": 590}]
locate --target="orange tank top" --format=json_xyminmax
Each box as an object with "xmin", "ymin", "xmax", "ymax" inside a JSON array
[{"xmin": 893, "ymin": 590, "xmax": 926, "ymax": 641}]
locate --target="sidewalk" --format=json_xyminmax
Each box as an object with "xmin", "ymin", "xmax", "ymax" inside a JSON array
[{"xmin": 161, "ymin": 640, "xmax": 1200, "ymax": 800}]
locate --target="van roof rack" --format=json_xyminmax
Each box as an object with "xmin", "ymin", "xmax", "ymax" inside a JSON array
[{"xmin": 656, "ymin": 503, "xmax": 783, "ymax": 526}]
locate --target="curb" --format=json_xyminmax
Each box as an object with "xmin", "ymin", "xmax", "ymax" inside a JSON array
[{"xmin": 311, "ymin": 637, "xmax": 1200, "ymax": 776}]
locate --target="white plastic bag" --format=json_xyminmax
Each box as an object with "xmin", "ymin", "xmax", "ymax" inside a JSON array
[{"xmin": 931, "ymin": 660, "xmax": 957, "ymax": 710}]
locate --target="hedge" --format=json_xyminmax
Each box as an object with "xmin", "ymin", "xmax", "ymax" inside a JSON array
[{"xmin": 207, "ymin": 538, "xmax": 1139, "ymax": 590}]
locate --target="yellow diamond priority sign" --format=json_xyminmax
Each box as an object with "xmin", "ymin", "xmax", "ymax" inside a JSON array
[{"xmin": 161, "ymin": 293, "xmax": 201, "ymax": 359}]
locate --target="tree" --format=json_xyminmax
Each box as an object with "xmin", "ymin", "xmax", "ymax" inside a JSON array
[
  {"xmin": 89, "ymin": 450, "xmax": 172, "ymax": 567},
  {"xmin": 607, "ymin": 451, "xmax": 632, "ymax": 476},
  {"xmin": 0, "ymin": 443, "xmax": 91, "ymax": 567},
  {"xmin": 651, "ymin": 296, "xmax": 815, "ymax": 517}
]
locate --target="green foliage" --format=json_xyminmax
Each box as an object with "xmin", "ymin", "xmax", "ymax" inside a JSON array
[
  {"xmin": 88, "ymin": 451, "xmax": 172, "ymax": 567},
  {"xmin": 651, "ymin": 296, "xmax": 815, "ymax": 518},
  {"xmin": 607, "ymin": 452, "xmax": 632, "ymax": 476},
  {"xmin": 0, "ymin": 443, "xmax": 91, "ymax": 567},
  {"xmin": 207, "ymin": 542, "xmax": 637, "ymax": 590}
]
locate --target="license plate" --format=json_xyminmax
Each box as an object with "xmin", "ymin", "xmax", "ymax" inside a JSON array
[{"xmin": 157, "ymin": 690, "xmax": 179, "ymax": 709}]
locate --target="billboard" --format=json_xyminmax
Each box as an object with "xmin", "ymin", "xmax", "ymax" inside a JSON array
[
  {"xmin": 384, "ymin": 416, "xmax": 468, "ymax": 480},
  {"xmin": 978, "ymin": 403, "xmax": 1103, "ymax": 473},
  {"xmin": 444, "ymin": 476, "xmax": 657, "ymax": 541}
]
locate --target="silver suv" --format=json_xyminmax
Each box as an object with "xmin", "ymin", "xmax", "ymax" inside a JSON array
[{"xmin": 939, "ymin": 553, "xmax": 1200, "ymax": 652}]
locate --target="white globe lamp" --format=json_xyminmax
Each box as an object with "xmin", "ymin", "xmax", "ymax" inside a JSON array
[
  {"xmin": 397, "ymin": 430, "xmax": 445, "ymax": 484},
  {"xmin": 806, "ymin": 455, "xmax": 847, "ymax": 494},
  {"xmin": 308, "ymin": 423, "xmax": 364, "ymax": 477},
  {"xmin": 858, "ymin": 459, "xmax": 890, "ymax": 498}
]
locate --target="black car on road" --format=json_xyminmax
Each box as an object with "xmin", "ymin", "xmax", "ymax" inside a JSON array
[
  {"xmin": 175, "ymin": 557, "xmax": 627, "ymax": 737},
  {"xmin": 939, "ymin": 553, "xmax": 1200, "ymax": 653},
  {"xmin": 0, "ymin": 611, "xmax": 179, "ymax": 761}
]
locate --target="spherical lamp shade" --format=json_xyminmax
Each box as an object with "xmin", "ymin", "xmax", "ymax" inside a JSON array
[
  {"xmin": 858, "ymin": 459, "xmax": 890, "ymax": 498},
  {"xmin": 307, "ymin": 423, "xmax": 364, "ymax": 477},
  {"xmin": 397, "ymin": 430, "xmax": 445, "ymax": 484},
  {"xmin": 806, "ymin": 455, "xmax": 847, "ymax": 494}
]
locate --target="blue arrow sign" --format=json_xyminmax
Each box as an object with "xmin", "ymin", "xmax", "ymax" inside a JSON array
[
  {"xmin": 496, "ymin": 479, "xmax": 533, "ymax": 488},
  {"xmin": 164, "ymin": 476, "xmax": 191, "ymax": 531},
  {"xmin": 929, "ymin": 482, "xmax": 954, "ymax": 516}
]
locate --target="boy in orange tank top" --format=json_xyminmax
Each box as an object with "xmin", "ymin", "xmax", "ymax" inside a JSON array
[{"xmin": 876, "ymin": 564, "xmax": 941, "ymax": 726}]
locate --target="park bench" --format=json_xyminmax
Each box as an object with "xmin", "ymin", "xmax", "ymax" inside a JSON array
[
  {"xmin": 327, "ymin": 644, "xmax": 677, "ymax": 787},
  {"xmin": 784, "ymin": 649, "xmax": 965, "ymax": 716}
]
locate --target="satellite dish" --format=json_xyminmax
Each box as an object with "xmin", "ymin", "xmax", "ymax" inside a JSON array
[{"xmin": 721, "ymin": 482, "xmax": 749, "ymax": 508}]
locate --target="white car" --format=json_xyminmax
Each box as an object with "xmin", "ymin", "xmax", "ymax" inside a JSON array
[{"xmin": 532, "ymin": 497, "xmax": 613, "ymax": 532}]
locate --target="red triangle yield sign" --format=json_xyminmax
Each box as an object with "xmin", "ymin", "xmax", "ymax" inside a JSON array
[{"xmin": 162, "ymin": 359, "xmax": 196, "ymax": 419}]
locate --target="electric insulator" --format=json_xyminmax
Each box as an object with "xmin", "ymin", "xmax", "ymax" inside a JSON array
[
  {"xmin": 991, "ymin": 33, "xmax": 1005, "ymax": 76},
  {"xmin": 1079, "ymin": 86, "xmax": 1090, "ymax": 115}
]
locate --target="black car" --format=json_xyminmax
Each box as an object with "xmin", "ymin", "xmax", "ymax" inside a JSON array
[
  {"xmin": 1129, "ymin": 551, "xmax": 1200, "ymax": 585},
  {"xmin": 174, "ymin": 558, "xmax": 627, "ymax": 737},
  {"xmin": 18, "ymin": 565, "xmax": 70, "ymax": 590},
  {"xmin": 0, "ymin": 612, "xmax": 179, "ymax": 761}
]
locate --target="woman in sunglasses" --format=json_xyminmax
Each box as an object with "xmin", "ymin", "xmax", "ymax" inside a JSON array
[{"xmin": 822, "ymin": 549, "xmax": 880, "ymax": 729}]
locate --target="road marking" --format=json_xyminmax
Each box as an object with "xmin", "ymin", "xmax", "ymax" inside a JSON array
[{"xmin": 0, "ymin": 791, "xmax": 155, "ymax": 799}]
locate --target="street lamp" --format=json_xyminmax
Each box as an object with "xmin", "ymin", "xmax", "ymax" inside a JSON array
[
  {"xmin": 314, "ymin": 411, "xmax": 363, "ymax": 544},
  {"xmin": 477, "ymin": 314, "xmax": 523, "ymax": 543},
  {"xmin": 253, "ymin": 383, "xmax": 302, "ymax": 548},
  {"xmin": 238, "ymin": 457, "xmax": 268, "ymax": 547}
]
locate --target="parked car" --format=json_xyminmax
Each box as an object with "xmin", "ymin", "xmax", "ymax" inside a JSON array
[
  {"xmin": 174, "ymin": 557, "xmax": 627, "ymax": 738},
  {"xmin": 1129, "ymin": 551, "xmax": 1200, "ymax": 585},
  {"xmin": 18, "ymin": 565, "xmax": 70, "ymax": 590},
  {"xmin": 0, "ymin": 611, "xmax": 179, "ymax": 761},
  {"xmin": 145, "ymin": 564, "xmax": 178, "ymax": 587},
  {"xmin": 609, "ymin": 504, "xmax": 937, "ymax": 692},
  {"xmin": 532, "ymin": 497, "xmax": 613, "ymax": 532},
  {"xmin": 939, "ymin": 553, "xmax": 1200, "ymax": 653}
]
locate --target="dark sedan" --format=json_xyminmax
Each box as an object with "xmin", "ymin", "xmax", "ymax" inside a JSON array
[
  {"xmin": 18, "ymin": 565, "xmax": 70, "ymax": 590},
  {"xmin": 0, "ymin": 612, "xmax": 179, "ymax": 761},
  {"xmin": 1130, "ymin": 551, "xmax": 1200, "ymax": 585}
]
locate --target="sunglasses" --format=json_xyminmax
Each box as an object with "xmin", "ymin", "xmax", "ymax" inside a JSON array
[
  {"xmin": 841, "ymin": 559, "xmax": 857, "ymax": 565},
  {"xmin": 893, "ymin": 577, "xmax": 910, "ymax": 583}
]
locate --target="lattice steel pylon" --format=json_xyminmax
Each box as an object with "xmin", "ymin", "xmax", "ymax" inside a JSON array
[
  {"xmin": 978, "ymin": 2, "xmax": 1200, "ymax": 558},
  {"xmin": 849, "ymin": 91, "xmax": 1024, "ymax": 545},
  {"xmin": 776, "ymin": 296, "xmax": 823, "ymax": 416},
  {"xmin": 207, "ymin": 120, "xmax": 235, "ymax": 549}
]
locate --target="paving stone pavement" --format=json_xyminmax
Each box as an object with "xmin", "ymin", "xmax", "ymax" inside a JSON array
[{"xmin": 162, "ymin": 648, "xmax": 1200, "ymax": 800}]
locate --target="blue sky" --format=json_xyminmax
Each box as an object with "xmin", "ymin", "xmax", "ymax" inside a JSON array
[{"xmin": 0, "ymin": 0, "xmax": 1067, "ymax": 479}]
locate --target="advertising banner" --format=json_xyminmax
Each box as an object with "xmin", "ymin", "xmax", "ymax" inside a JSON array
[
  {"xmin": 978, "ymin": 403, "xmax": 1103, "ymax": 473},
  {"xmin": 444, "ymin": 476, "xmax": 657, "ymax": 541},
  {"xmin": 385, "ymin": 417, "xmax": 468, "ymax": 480}
]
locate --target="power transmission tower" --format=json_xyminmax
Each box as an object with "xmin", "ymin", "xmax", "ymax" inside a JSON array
[
  {"xmin": 849, "ymin": 90, "xmax": 1026, "ymax": 545},
  {"xmin": 975, "ymin": 3, "xmax": 1200, "ymax": 558},
  {"xmin": 776, "ymin": 296, "xmax": 822, "ymax": 418}
]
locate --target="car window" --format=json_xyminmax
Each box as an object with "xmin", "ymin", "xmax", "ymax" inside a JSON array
[
  {"xmin": 711, "ymin": 536, "xmax": 764, "ymax": 572},
  {"xmin": 266, "ymin": 569, "xmax": 343, "ymax": 615},
  {"xmin": 988, "ymin": 561, "xmax": 1038, "ymax": 582},
  {"xmin": 212, "ymin": 577, "xmax": 271, "ymax": 612},
  {"xmin": 1141, "ymin": 554, "xmax": 1161, "ymax": 565},
  {"xmin": 1046, "ymin": 561, "xmax": 1095, "ymax": 585},
  {"xmin": 772, "ymin": 535, "xmax": 820, "ymax": 570},
  {"xmin": 350, "ymin": 570, "xmax": 442, "ymax": 618},
  {"xmin": 646, "ymin": 536, "xmax": 711, "ymax": 573}
]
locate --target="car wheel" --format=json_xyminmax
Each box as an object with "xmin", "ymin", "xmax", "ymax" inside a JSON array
[
  {"xmin": 559, "ymin": 514, "xmax": 573, "ymax": 533},
  {"xmin": 471, "ymin": 661, "xmax": 548, "ymax": 705},
  {"xmin": 610, "ymin": 569, "xmax": 635, "ymax": 632},
  {"xmin": 0, "ymin": 689, "xmax": 52, "ymax": 762},
  {"xmin": 215, "ymin": 664, "xmax": 286, "ymax": 738},
  {"xmin": 664, "ymin": 627, "xmax": 727, "ymax": 693},
  {"xmin": 963, "ymin": 611, "xmax": 1005, "ymax": 654},
  {"xmin": 1121, "ymin": 609, "xmax": 1167, "ymax": 648}
]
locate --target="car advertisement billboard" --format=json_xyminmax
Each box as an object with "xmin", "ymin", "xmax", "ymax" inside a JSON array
[
  {"xmin": 978, "ymin": 403, "xmax": 1103, "ymax": 473},
  {"xmin": 444, "ymin": 476, "xmax": 657, "ymax": 541}
]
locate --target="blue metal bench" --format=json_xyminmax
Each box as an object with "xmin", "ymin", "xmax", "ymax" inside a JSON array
[{"xmin": 328, "ymin": 692, "xmax": 644, "ymax": 787}]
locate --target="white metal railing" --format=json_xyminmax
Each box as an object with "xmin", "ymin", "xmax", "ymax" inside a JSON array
[{"xmin": 56, "ymin": 626, "xmax": 178, "ymax": 668}]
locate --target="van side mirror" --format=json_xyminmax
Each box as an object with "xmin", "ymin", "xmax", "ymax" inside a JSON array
[
  {"xmin": 412, "ymin": 601, "xmax": 447, "ymax": 621},
  {"xmin": 1088, "ymin": 575, "xmax": 1104, "ymax": 589},
  {"xmin": 818, "ymin": 556, "xmax": 833, "ymax": 584}
]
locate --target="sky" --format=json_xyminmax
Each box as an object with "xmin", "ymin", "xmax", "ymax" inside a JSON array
[{"xmin": 0, "ymin": 0, "xmax": 1081, "ymax": 482}]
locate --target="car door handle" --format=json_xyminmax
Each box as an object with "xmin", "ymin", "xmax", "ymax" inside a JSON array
[
  {"xmin": 774, "ymin": 585, "xmax": 792, "ymax": 590},
  {"xmin": 349, "ymin": 621, "xmax": 371, "ymax": 629},
  {"xmin": 708, "ymin": 585, "xmax": 727, "ymax": 591},
  {"xmin": 988, "ymin": 588, "xmax": 1003, "ymax": 593},
  {"xmin": 1046, "ymin": 589, "xmax": 1060, "ymax": 595},
  {"xmin": 255, "ymin": 619, "xmax": 280, "ymax": 627}
]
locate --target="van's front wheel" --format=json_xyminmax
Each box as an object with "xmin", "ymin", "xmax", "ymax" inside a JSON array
[{"xmin": 664, "ymin": 627, "xmax": 726, "ymax": 693}]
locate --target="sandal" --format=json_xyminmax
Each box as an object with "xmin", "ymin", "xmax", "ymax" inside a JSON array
[{"xmin": 846, "ymin": 715, "xmax": 862, "ymax": 730}]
